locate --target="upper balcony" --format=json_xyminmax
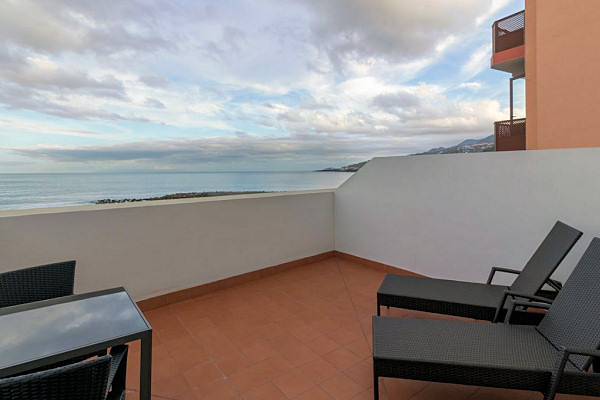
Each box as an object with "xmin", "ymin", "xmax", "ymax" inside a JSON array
[{"xmin": 491, "ymin": 10, "xmax": 525, "ymax": 76}]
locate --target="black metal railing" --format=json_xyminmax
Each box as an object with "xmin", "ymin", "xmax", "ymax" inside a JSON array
[
  {"xmin": 493, "ymin": 10, "xmax": 525, "ymax": 53},
  {"xmin": 495, "ymin": 118, "xmax": 526, "ymax": 151}
]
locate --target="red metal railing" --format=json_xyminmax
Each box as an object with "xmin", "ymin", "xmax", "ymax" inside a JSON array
[
  {"xmin": 493, "ymin": 10, "xmax": 525, "ymax": 53},
  {"xmin": 495, "ymin": 118, "xmax": 526, "ymax": 151}
]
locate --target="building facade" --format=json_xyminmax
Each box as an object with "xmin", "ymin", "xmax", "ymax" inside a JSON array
[{"xmin": 492, "ymin": 0, "xmax": 600, "ymax": 151}]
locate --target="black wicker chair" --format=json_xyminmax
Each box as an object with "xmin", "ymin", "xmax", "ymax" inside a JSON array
[
  {"xmin": 0, "ymin": 260, "xmax": 106, "ymax": 366},
  {"xmin": 0, "ymin": 260, "xmax": 76, "ymax": 308},
  {"xmin": 0, "ymin": 345, "xmax": 128, "ymax": 400},
  {"xmin": 377, "ymin": 221, "xmax": 582, "ymax": 323},
  {"xmin": 373, "ymin": 237, "xmax": 600, "ymax": 400}
]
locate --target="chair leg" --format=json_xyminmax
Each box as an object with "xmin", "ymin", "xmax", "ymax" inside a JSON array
[
  {"xmin": 543, "ymin": 391, "xmax": 555, "ymax": 400},
  {"xmin": 373, "ymin": 369, "xmax": 379, "ymax": 400}
]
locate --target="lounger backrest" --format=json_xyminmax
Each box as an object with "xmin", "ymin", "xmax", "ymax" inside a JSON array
[
  {"xmin": 537, "ymin": 237, "xmax": 600, "ymax": 370},
  {"xmin": 0, "ymin": 260, "xmax": 76, "ymax": 308},
  {"xmin": 509, "ymin": 221, "xmax": 582, "ymax": 294}
]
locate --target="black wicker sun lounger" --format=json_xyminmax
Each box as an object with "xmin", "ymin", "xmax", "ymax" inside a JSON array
[
  {"xmin": 373, "ymin": 237, "xmax": 600, "ymax": 400},
  {"xmin": 377, "ymin": 221, "xmax": 582, "ymax": 323}
]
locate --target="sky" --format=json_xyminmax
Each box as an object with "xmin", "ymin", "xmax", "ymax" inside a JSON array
[{"xmin": 0, "ymin": 0, "xmax": 525, "ymax": 173}]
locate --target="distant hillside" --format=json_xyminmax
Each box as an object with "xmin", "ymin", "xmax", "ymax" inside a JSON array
[
  {"xmin": 317, "ymin": 135, "xmax": 495, "ymax": 172},
  {"xmin": 316, "ymin": 161, "xmax": 368, "ymax": 172},
  {"xmin": 413, "ymin": 135, "xmax": 494, "ymax": 155}
]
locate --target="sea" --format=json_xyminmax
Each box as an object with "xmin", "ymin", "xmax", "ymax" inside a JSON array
[{"xmin": 0, "ymin": 171, "xmax": 353, "ymax": 211}]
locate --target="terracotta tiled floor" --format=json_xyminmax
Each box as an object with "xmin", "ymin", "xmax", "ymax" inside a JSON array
[{"xmin": 123, "ymin": 257, "xmax": 594, "ymax": 400}]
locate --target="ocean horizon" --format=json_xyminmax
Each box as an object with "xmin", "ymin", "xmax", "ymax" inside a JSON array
[{"xmin": 0, "ymin": 171, "xmax": 353, "ymax": 211}]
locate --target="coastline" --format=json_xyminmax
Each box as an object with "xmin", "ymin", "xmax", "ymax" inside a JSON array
[{"xmin": 95, "ymin": 191, "xmax": 271, "ymax": 204}]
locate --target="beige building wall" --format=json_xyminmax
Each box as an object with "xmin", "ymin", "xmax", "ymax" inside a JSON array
[{"xmin": 526, "ymin": 0, "xmax": 600, "ymax": 150}]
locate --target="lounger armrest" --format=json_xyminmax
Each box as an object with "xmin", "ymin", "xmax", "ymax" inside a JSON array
[
  {"xmin": 486, "ymin": 267, "xmax": 521, "ymax": 284},
  {"xmin": 558, "ymin": 348, "xmax": 600, "ymax": 359},
  {"xmin": 495, "ymin": 290, "xmax": 553, "ymax": 323},
  {"xmin": 504, "ymin": 290, "xmax": 554, "ymax": 304},
  {"xmin": 510, "ymin": 300, "xmax": 551, "ymax": 309},
  {"xmin": 546, "ymin": 348, "xmax": 600, "ymax": 400},
  {"xmin": 545, "ymin": 278, "xmax": 563, "ymax": 292}
]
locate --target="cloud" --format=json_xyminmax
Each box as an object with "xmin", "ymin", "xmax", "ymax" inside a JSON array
[
  {"xmin": 144, "ymin": 98, "xmax": 166, "ymax": 109},
  {"xmin": 5, "ymin": 92, "xmax": 506, "ymax": 166},
  {"xmin": 372, "ymin": 92, "xmax": 422, "ymax": 111},
  {"xmin": 0, "ymin": 0, "xmax": 172, "ymax": 55},
  {"xmin": 0, "ymin": 0, "xmax": 520, "ymax": 171},
  {"xmin": 302, "ymin": 0, "xmax": 500, "ymax": 73},
  {"xmin": 0, "ymin": 55, "xmax": 126, "ymax": 99},
  {"xmin": 3, "ymin": 133, "xmax": 424, "ymax": 166},
  {"xmin": 461, "ymin": 44, "xmax": 491, "ymax": 79},
  {"xmin": 139, "ymin": 75, "xmax": 170, "ymax": 88},
  {"xmin": 458, "ymin": 82, "xmax": 483, "ymax": 90},
  {"xmin": 0, "ymin": 80, "xmax": 148, "ymax": 121}
]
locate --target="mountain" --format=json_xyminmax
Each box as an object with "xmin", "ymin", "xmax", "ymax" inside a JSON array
[
  {"xmin": 414, "ymin": 134, "xmax": 494, "ymax": 155},
  {"xmin": 316, "ymin": 161, "xmax": 367, "ymax": 172},
  {"xmin": 316, "ymin": 135, "xmax": 495, "ymax": 172}
]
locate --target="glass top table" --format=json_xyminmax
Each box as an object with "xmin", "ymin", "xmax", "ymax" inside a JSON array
[{"xmin": 0, "ymin": 287, "xmax": 153, "ymax": 400}]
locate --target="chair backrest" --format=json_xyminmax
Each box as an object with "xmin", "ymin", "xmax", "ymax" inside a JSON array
[
  {"xmin": 0, "ymin": 260, "xmax": 76, "ymax": 308},
  {"xmin": 537, "ymin": 237, "xmax": 600, "ymax": 370},
  {"xmin": 0, "ymin": 355, "xmax": 110, "ymax": 400},
  {"xmin": 509, "ymin": 221, "xmax": 582, "ymax": 294}
]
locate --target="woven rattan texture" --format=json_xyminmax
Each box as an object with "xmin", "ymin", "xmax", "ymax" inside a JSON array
[
  {"xmin": 0, "ymin": 261, "xmax": 75, "ymax": 308},
  {"xmin": 0, "ymin": 356, "xmax": 110, "ymax": 400},
  {"xmin": 537, "ymin": 237, "xmax": 600, "ymax": 370},
  {"xmin": 509, "ymin": 221, "xmax": 582, "ymax": 294}
]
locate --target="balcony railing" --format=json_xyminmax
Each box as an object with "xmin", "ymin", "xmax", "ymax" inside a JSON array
[
  {"xmin": 493, "ymin": 10, "xmax": 525, "ymax": 53},
  {"xmin": 495, "ymin": 118, "xmax": 526, "ymax": 151}
]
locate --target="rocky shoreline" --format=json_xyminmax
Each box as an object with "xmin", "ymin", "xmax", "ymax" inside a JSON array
[{"xmin": 95, "ymin": 191, "xmax": 270, "ymax": 204}]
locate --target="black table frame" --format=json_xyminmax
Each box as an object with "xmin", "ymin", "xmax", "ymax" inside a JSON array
[{"xmin": 0, "ymin": 287, "xmax": 152, "ymax": 400}]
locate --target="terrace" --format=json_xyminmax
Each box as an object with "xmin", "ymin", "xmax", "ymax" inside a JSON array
[
  {"xmin": 2, "ymin": 149, "xmax": 600, "ymax": 399},
  {"xmin": 126, "ymin": 256, "xmax": 549, "ymax": 400}
]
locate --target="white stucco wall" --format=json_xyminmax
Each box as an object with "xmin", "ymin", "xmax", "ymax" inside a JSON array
[
  {"xmin": 0, "ymin": 191, "xmax": 334, "ymax": 300},
  {"xmin": 335, "ymin": 148, "xmax": 600, "ymax": 284}
]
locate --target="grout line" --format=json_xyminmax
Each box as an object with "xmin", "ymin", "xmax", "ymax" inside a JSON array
[
  {"xmin": 335, "ymin": 258, "xmax": 401, "ymax": 400},
  {"xmin": 334, "ymin": 257, "xmax": 388, "ymax": 399},
  {"xmin": 333, "ymin": 257, "xmax": 366, "ymax": 341}
]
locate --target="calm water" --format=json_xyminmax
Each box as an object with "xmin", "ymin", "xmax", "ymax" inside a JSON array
[{"xmin": 0, "ymin": 172, "xmax": 352, "ymax": 210}]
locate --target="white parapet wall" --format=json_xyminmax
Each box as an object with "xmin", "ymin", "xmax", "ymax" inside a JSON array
[
  {"xmin": 335, "ymin": 148, "xmax": 600, "ymax": 284},
  {"xmin": 0, "ymin": 191, "xmax": 334, "ymax": 300}
]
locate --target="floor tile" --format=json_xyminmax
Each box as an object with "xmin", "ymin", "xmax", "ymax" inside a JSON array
[
  {"xmin": 294, "ymin": 386, "xmax": 333, "ymax": 400},
  {"xmin": 300, "ymin": 358, "xmax": 339, "ymax": 383},
  {"xmin": 272, "ymin": 370, "xmax": 315, "ymax": 399},
  {"xmin": 182, "ymin": 361, "xmax": 223, "ymax": 389},
  {"xmin": 306, "ymin": 335, "xmax": 341, "ymax": 357},
  {"xmin": 227, "ymin": 365, "xmax": 269, "ymax": 394},
  {"xmin": 242, "ymin": 382, "xmax": 286, "ymax": 400},
  {"xmin": 323, "ymin": 348, "xmax": 361, "ymax": 370},
  {"xmin": 319, "ymin": 373, "xmax": 364, "ymax": 400}
]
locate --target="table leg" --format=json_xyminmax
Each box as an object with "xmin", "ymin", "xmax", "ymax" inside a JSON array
[{"xmin": 140, "ymin": 330, "xmax": 152, "ymax": 400}]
